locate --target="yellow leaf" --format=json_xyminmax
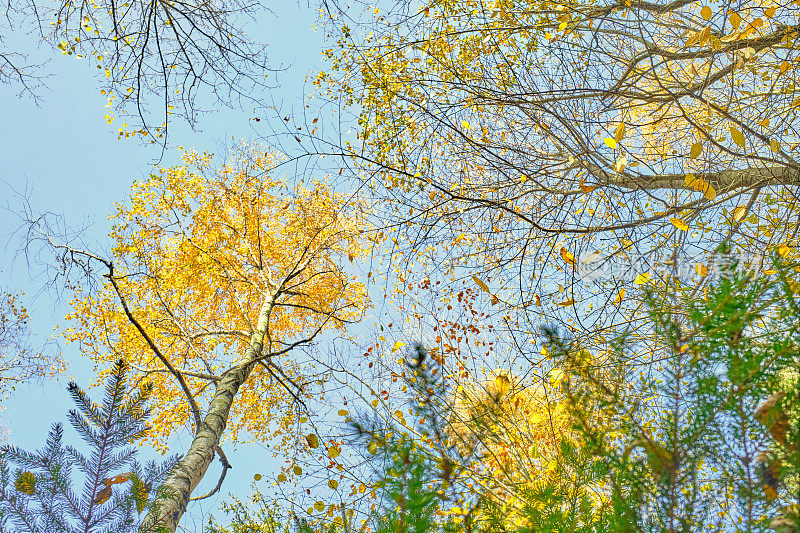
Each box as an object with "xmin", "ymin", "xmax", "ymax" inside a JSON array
[
  {"xmin": 533, "ymin": 293, "xmax": 541, "ymax": 306},
  {"xmin": 729, "ymin": 10, "xmax": 741, "ymax": 28},
  {"xmin": 704, "ymin": 184, "xmax": 717, "ymax": 201},
  {"xmin": 338, "ymin": 409, "xmax": 349, "ymax": 417},
  {"xmin": 367, "ymin": 440, "xmax": 378, "ymax": 454},
  {"xmin": 293, "ymin": 466, "xmax": 303, "ymax": 475},
  {"xmin": 685, "ymin": 173, "xmax": 698, "ymax": 187},
  {"xmin": 695, "ymin": 263, "xmax": 708, "ymax": 276},
  {"xmin": 579, "ymin": 177, "xmax": 597, "ymax": 193},
  {"xmin": 328, "ymin": 479, "xmax": 339, "ymax": 489},
  {"xmin": 494, "ymin": 374, "xmax": 511, "ymax": 396},
  {"xmin": 520, "ymin": 174, "xmax": 528, "ymax": 183},
  {"xmin": 635, "ymin": 272, "xmax": 651, "ymax": 284},
  {"xmin": 670, "ymin": 218, "xmax": 689, "ymax": 231},
  {"xmin": 277, "ymin": 473, "xmax": 287, "ymax": 483},
  {"xmin": 764, "ymin": 269, "xmax": 777, "ymax": 275},
  {"xmin": 315, "ymin": 501, "xmax": 326, "ymax": 512},
  {"xmin": 461, "ymin": 120, "xmax": 471, "ymax": 130},
  {"xmin": 472, "ymin": 275, "xmax": 490, "ymax": 293},
  {"xmin": 328, "ymin": 446, "xmax": 340, "ymax": 459},
  {"xmin": 613, "ymin": 288, "xmax": 625, "ymax": 304},
  {"xmin": 560, "ymin": 247, "xmax": 575, "ymax": 266},
  {"xmin": 254, "ymin": 473, "xmax": 262, "ymax": 481},
  {"xmin": 770, "ymin": 139, "xmax": 780, "ymax": 153},
  {"xmin": 778, "ymin": 244, "xmax": 791, "ymax": 257},
  {"xmin": 614, "ymin": 122, "xmax": 626, "ymax": 143},
  {"xmin": 615, "ymin": 156, "xmax": 627, "ymax": 173},
  {"xmin": 14, "ymin": 472, "xmax": 35, "ymax": 495},
  {"xmin": 454, "ymin": 233, "xmax": 466, "ymax": 244},
  {"xmin": 603, "ymin": 137, "xmax": 617, "ymax": 149},
  {"xmin": 557, "ymin": 298, "xmax": 575, "ymax": 307},
  {"xmin": 689, "ymin": 142, "xmax": 703, "ymax": 159},
  {"xmin": 701, "ymin": 5, "xmax": 712, "ymax": 20},
  {"xmin": 732, "ymin": 205, "xmax": 748, "ymax": 222},
  {"xmin": 730, "ymin": 126, "xmax": 745, "ymax": 147},
  {"xmin": 392, "ymin": 340, "xmax": 406, "ymax": 353}
]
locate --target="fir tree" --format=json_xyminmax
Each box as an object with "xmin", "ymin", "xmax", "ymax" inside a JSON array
[{"xmin": 0, "ymin": 359, "xmax": 178, "ymax": 533}]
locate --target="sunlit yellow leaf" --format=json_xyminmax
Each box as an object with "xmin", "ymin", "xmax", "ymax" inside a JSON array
[
  {"xmin": 701, "ymin": 5, "xmax": 712, "ymax": 20},
  {"xmin": 603, "ymin": 137, "xmax": 617, "ymax": 149},
  {"xmin": 392, "ymin": 340, "xmax": 406, "ymax": 353},
  {"xmin": 689, "ymin": 142, "xmax": 702, "ymax": 159},
  {"xmin": 328, "ymin": 479, "xmax": 339, "ymax": 489},
  {"xmin": 615, "ymin": 156, "xmax": 627, "ymax": 173},
  {"xmin": 770, "ymin": 139, "xmax": 780, "ymax": 153},
  {"xmin": 695, "ymin": 263, "xmax": 708, "ymax": 276},
  {"xmin": 461, "ymin": 120, "xmax": 471, "ymax": 130},
  {"xmin": 703, "ymin": 184, "xmax": 717, "ymax": 201},
  {"xmin": 635, "ymin": 272, "xmax": 651, "ymax": 284},
  {"xmin": 730, "ymin": 126, "xmax": 745, "ymax": 147},
  {"xmin": 778, "ymin": 244, "xmax": 792, "ymax": 257},
  {"xmin": 328, "ymin": 446, "xmax": 340, "ymax": 459},
  {"xmin": 732, "ymin": 205, "xmax": 748, "ymax": 222},
  {"xmin": 315, "ymin": 501, "xmax": 326, "ymax": 512},
  {"xmin": 454, "ymin": 233, "xmax": 466, "ymax": 244},
  {"xmin": 670, "ymin": 218, "xmax": 689, "ymax": 231}
]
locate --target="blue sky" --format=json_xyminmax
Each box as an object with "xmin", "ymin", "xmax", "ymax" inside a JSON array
[{"xmin": 0, "ymin": 2, "xmax": 331, "ymax": 528}]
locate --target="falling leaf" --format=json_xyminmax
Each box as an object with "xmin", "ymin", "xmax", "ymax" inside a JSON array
[
  {"xmin": 689, "ymin": 142, "xmax": 703, "ymax": 159},
  {"xmin": 603, "ymin": 137, "xmax": 617, "ymax": 149},
  {"xmin": 670, "ymin": 217, "xmax": 689, "ymax": 231},
  {"xmin": 730, "ymin": 126, "xmax": 745, "ymax": 147},
  {"xmin": 473, "ymin": 275, "xmax": 490, "ymax": 293},
  {"xmin": 560, "ymin": 247, "xmax": 576, "ymax": 266},
  {"xmin": 635, "ymin": 272, "xmax": 651, "ymax": 284},
  {"xmin": 533, "ymin": 293, "xmax": 541, "ymax": 306},
  {"xmin": 306, "ymin": 433, "xmax": 320, "ymax": 449},
  {"xmin": 729, "ymin": 10, "xmax": 741, "ymax": 28}
]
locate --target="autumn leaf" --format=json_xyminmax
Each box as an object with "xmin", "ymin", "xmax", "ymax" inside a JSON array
[
  {"xmin": 695, "ymin": 263, "xmax": 708, "ymax": 276},
  {"xmin": 14, "ymin": 472, "xmax": 35, "ymax": 495},
  {"xmin": 328, "ymin": 446, "xmax": 340, "ymax": 459},
  {"xmin": 557, "ymin": 298, "xmax": 575, "ymax": 307},
  {"xmin": 560, "ymin": 247, "xmax": 576, "ymax": 266},
  {"xmin": 613, "ymin": 288, "xmax": 625, "ymax": 304},
  {"xmin": 670, "ymin": 218, "xmax": 688, "ymax": 231},
  {"xmin": 689, "ymin": 142, "xmax": 703, "ymax": 159},
  {"xmin": 732, "ymin": 205, "xmax": 748, "ymax": 222},
  {"xmin": 603, "ymin": 137, "xmax": 617, "ymax": 149},
  {"xmin": 392, "ymin": 340, "xmax": 406, "ymax": 353},
  {"xmin": 328, "ymin": 479, "xmax": 339, "ymax": 489},
  {"xmin": 472, "ymin": 275, "xmax": 490, "ymax": 293},
  {"xmin": 614, "ymin": 122, "xmax": 626, "ymax": 143},
  {"xmin": 93, "ymin": 484, "xmax": 113, "ymax": 505},
  {"xmin": 305, "ymin": 433, "xmax": 320, "ymax": 449},
  {"xmin": 635, "ymin": 273, "xmax": 651, "ymax": 284},
  {"xmin": 701, "ymin": 5, "xmax": 712, "ymax": 20},
  {"xmin": 254, "ymin": 473, "xmax": 262, "ymax": 481},
  {"xmin": 730, "ymin": 126, "xmax": 745, "ymax": 147}
]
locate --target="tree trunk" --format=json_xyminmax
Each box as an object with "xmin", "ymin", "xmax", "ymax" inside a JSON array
[{"xmin": 138, "ymin": 359, "xmax": 256, "ymax": 532}]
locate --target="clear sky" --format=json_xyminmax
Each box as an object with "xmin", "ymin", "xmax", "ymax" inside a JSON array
[{"xmin": 0, "ymin": 2, "xmax": 329, "ymax": 529}]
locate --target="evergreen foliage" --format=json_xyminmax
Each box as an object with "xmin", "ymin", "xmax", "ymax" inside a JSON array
[{"xmin": 0, "ymin": 359, "xmax": 178, "ymax": 533}]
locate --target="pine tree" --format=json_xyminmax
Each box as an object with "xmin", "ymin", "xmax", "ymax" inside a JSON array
[{"xmin": 0, "ymin": 359, "xmax": 178, "ymax": 533}]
